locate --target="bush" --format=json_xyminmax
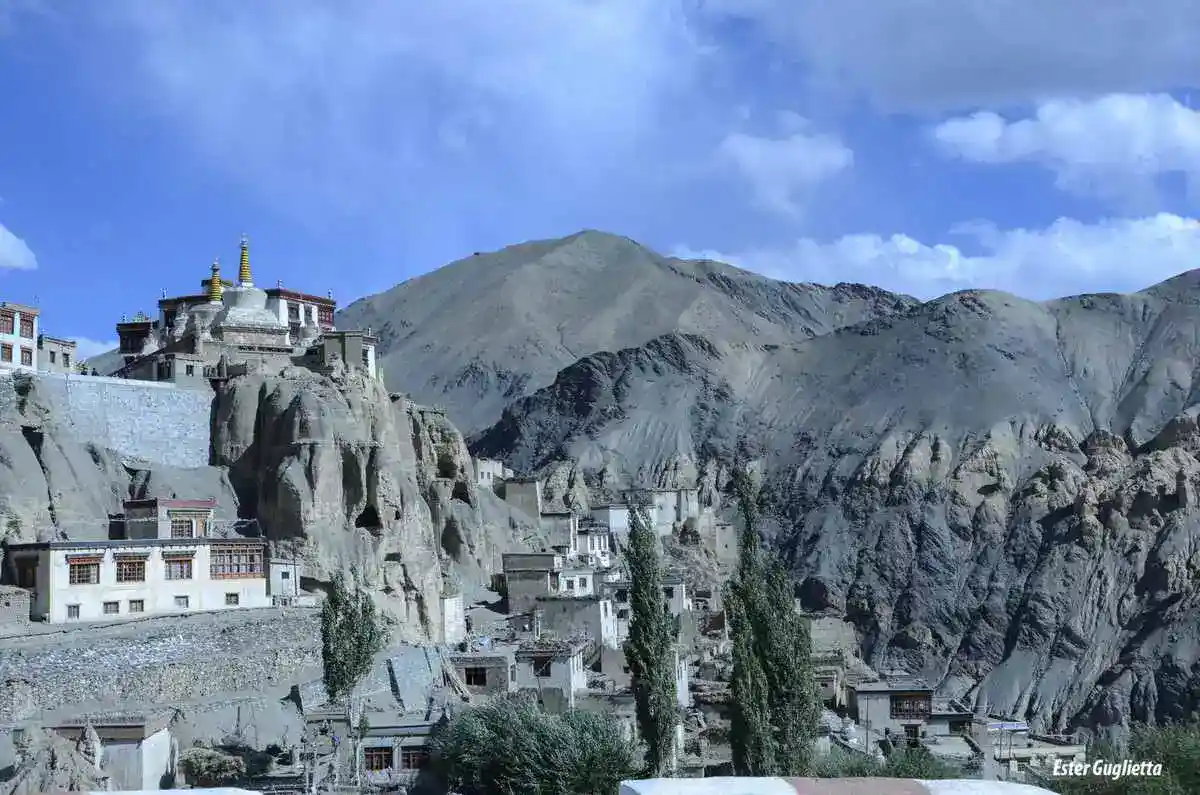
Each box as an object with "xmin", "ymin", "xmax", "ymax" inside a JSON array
[
  {"xmin": 431, "ymin": 695, "xmax": 638, "ymax": 795},
  {"xmin": 1051, "ymin": 722, "xmax": 1200, "ymax": 794},
  {"xmin": 812, "ymin": 746, "xmax": 963, "ymax": 779},
  {"xmin": 178, "ymin": 746, "xmax": 246, "ymax": 787}
]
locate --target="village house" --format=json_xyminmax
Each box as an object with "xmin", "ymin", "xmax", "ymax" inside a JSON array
[
  {"xmin": 0, "ymin": 301, "xmax": 39, "ymax": 370},
  {"xmin": 48, "ymin": 713, "xmax": 177, "ymax": 791},
  {"xmin": 622, "ymin": 487, "xmax": 701, "ymax": 536},
  {"xmin": 848, "ymin": 676, "xmax": 974, "ymax": 746},
  {"xmin": 501, "ymin": 552, "xmax": 563, "ymax": 614},
  {"xmin": 589, "ymin": 503, "xmax": 630, "ymax": 537},
  {"xmin": 1, "ymin": 498, "xmax": 271, "ymax": 623},
  {"xmin": 604, "ymin": 572, "xmax": 689, "ymax": 642},
  {"xmin": 36, "ymin": 333, "xmax": 77, "ymax": 374},
  {"xmin": 513, "ymin": 638, "xmax": 590, "ymax": 711},
  {"xmin": 0, "ymin": 584, "xmax": 30, "ymax": 630},
  {"xmin": 502, "ymin": 478, "xmax": 543, "ymax": 523},
  {"xmin": 575, "ymin": 522, "xmax": 612, "ymax": 567},
  {"xmin": 535, "ymin": 594, "xmax": 619, "ymax": 649},
  {"xmin": 598, "ymin": 645, "xmax": 692, "ymax": 709},
  {"xmin": 473, "ymin": 457, "xmax": 512, "ymax": 489},
  {"xmin": 560, "ymin": 563, "xmax": 596, "ymax": 597},
  {"xmin": 267, "ymin": 556, "xmax": 317, "ymax": 607},
  {"xmin": 448, "ymin": 646, "xmax": 517, "ymax": 698}
]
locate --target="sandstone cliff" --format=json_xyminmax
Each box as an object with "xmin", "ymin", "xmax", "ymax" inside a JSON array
[{"xmin": 469, "ymin": 278, "xmax": 1200, "ymax": 741}]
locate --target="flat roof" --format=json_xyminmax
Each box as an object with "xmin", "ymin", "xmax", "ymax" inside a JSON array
[
  {"xmin": 123, "ymin": 497, "xmax": 217, "ymax": 510},
  {"xmin": 6, "ymin": 537, "xmax": 266, "ymax": 552},
  {"xmin": 0, "ymin": 302, "xmax": 38, "ymax": 315},
  {"xmin": 851, "ymin": 678, "xmax": 932, "ymax": 693}
]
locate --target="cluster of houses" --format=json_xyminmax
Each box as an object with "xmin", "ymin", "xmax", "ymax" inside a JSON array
[{"xmin": 0, "ymin": 299, "xmax": 80, "ymax": 373}]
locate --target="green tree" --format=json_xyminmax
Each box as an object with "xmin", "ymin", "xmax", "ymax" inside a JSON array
[
  {"xmin": 431, "ymin": 695, "xmax": 638, "ymax": 795},
  {"xmin": 623, "ymin": 502, "xmax": 680, "ymax": 777},
  {"xmin": 1050, "ymin": 722, "xmax": 1200, "ymax": 794},
  {"xmin": 320, "ymin": 573, "xmax": 384, "ymax": 703},
  {"xmin": 726, "ymin": 470, "xmax": 819, "ymax": 776}
]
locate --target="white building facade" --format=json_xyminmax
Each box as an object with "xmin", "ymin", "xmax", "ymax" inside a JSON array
[
  {"xmin": 0, "ymin": 301, "xmax": 39, "ymax": 370},
  {"xmin": 3, "ymin": 498, "xmax": 270, "ymax": 623},
  {"xmin": 514, "ymin": 640, "xmax": 589, "ymax": 707},
  {"xmin": 590, "ymin": 504, "xmax": 630, "ymax": 537},
  {"xmin": 37, "ymin": 334, "xmax": 77, "ymax": 374}
]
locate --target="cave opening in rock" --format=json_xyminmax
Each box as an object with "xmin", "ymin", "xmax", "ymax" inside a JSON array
[{"xmin": 355, "ymin": 504, "xmax": 382, "ymax": 530}]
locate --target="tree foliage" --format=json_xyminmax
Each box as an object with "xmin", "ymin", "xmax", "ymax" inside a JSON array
[
  {"xmin": 622, "ymin": 503, "xmax": 679, "ymax": 777},
  {"xmin": 726, "ymin": 470, "xmax": 819, "ymax": 776},
  {"xmin": 431, "ymin": 695, "xmax": 638, "ymax": 795},
  {"xmin": 1050, "ymin": 723, "xmax": 1200, "ymax": 794},
  {"xmin": 812, "ymin": 747, "xmax": 962, "ymax": 779},
  {"xmin": 178, "ymin": 746, "xmax": 246, "ymax": 787},
  {"xmin": 320, "ymin": 572, "xmax": 385, "ymax": 703}
]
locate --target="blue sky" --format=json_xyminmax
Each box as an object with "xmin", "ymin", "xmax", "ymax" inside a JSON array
[{"xmin": 3, "ymin": 0, "xmax": 1200, "ymax": 359}]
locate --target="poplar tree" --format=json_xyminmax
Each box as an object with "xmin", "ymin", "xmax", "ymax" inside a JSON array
[
  {"xmin": 726, "ymin": 471, "xmax": 818, "ymax": 776},
  {"xmin": 623, "ymin": 502, "xmax": 679, "ymax": 777},
  {"xmin": 321, "ymin": 573, "xmax": 384, "ymax": 702}
]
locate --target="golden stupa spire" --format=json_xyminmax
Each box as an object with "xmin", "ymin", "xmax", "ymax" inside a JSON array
[
  {"xmin": 237, "ymin": 233, "xmax": 252, "ymax": 286},
  {"xmin": 207, "ymin": 258, "xmax": 223, "ymax": 302}
]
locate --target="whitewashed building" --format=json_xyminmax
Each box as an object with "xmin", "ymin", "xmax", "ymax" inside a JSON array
[
  {"xmin": 605, "ymin": 573, "xmax": 689, "ymax": 642},
  {"xmin": 576, "ymin": 523, "xmax": 612, "ymax": 567},
  {"xmin": 514, "ymin": 639, "xmax": 590, "ymax": 709},
  {"xmin": 0, "ymin": 301, "xmax": 39, "ymax": 370},
  {"xmin": 37, "ymin": 333, "xmax": 77, "ymax": 374},
  {"xmin": 560, "ymin": 565, "xmax": 596, "ymax": 597},
  {"xmin": 590, "ymin": 503, "xmax": 630, "ymax": 537},
  {"xmin": 3, "ymin": 498, "xmax": 270, "ymax": 623},
  {"xmin": 474, "ymin": 457, "xmax": 512, "ymax": 488},
  {"xmin": 441, "ymin": 590, "xmax": 466, "ymax": 644},
  {"xmin": 50, "ymin": 714, "xmax": 177, "ymax": 791}
]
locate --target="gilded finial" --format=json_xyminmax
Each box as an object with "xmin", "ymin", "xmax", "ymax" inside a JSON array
[
  {"xmin": 238, "ymin": 233, "xmax": 252, "ymax": 286},
  {"xmin": 207, "ymin": 258, "xmax": 223, "ymax": 303}
]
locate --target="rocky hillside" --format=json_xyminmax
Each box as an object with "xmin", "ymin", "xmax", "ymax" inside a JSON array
[
  {"xmin": 0, "ymin": 360, "xmax": 530, "ymax": 637},
  {"xmin": 471, "ymin": 277, "xmax": 1200, "ymax": 740},
  {"xmin": 337, "ymin": 229, "xmax": 918, "ymax": 432}
]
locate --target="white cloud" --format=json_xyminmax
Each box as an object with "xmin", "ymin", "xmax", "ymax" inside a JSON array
[
  {"xmin": 676, "ymin": 214, "xmax": 1200, "ymax": 300},
  {"xmin": 0, "ymin": 222, "xmax": 36, "ymax": 270},
  {"xmin": 97, "ymin": 0, "xmax": 708, "ymax": 212},
  {"xmin": 72, "ymin": 338, "xmax": 119, "ymax": 361},
  {"xmin": 701, "ymin": 0, "xmax": 1200, "ymax": 111},
  {"xmin": 933, "ymin": 94, "xmax": 1200, "ymax": 203},
  {"xmin": 717, "ymin": 122, "xmax": 853, "ymax": 217}
]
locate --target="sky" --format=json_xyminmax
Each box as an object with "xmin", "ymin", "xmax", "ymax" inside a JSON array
[{"xmin": 3, "ymin": 1, "xmax": 1200, "ymax": 359}]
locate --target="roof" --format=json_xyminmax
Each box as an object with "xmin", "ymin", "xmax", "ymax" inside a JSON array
[
  {"xmin": 6, "ymin": 537, "xmax": 266, "ymax": 552},
  {"xmin": 516, "ymin": 638, "xmax": 588, "ymax": 658},
  {"xmin": 0, "ymin": 301, "xmax": 38, "ymax": 315},
  {"xmin": 264, "ymin": 286, "xmax": 336, "ymax": 306},
  {"xmin": 123, "ymin": 497, "xmax": 217, "ymax": 510},
  {"xmin": 851, "ymin": 677, "xmax": 932, "ymax": 693}
]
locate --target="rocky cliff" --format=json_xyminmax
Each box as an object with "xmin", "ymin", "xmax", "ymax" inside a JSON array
[
  {"xmin": 470, "ymin": 277, "xmax": 1200, "ymax": 741},
  {"xmin": 0, "ymin": 358, "xmax": 514, "ymax": 637}
]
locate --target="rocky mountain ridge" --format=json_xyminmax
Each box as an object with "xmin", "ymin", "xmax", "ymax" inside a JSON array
[
  {"xmin": 467, "ymin": 270, "xmax": 1200, "ymax": 740},
  {"xmin": 337, "ymin": 229, "xmax": 919, "ymax": 432}
]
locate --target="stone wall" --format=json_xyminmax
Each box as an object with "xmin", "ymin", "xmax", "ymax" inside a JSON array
[{"xmin": 0, "ymin": 372, "xmax": 212, "ymax": 468}]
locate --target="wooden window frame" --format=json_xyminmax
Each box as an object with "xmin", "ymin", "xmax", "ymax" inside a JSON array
[
  {"xmin": 102, "ymin": 601, "xmax": 119, "ymax": 615},
  {"xmin": 464, "ymin": 667, "xmax": 487, "ymax": 687},
  {"xmin": 165, "ymin": 558, "xmax": 193, "ymax": 580},
  {"xmin": 363, "ymin": 747, "xmax": 393, "ymax": 772},
  {"xmin": 0, "ymin": 344, "xmax": 11, "ymax": 362},
  {"xmin": 19, "ymin": 348, "xmax": 32, "ymax": 366},
  {"xmin": 0, "ymin": 312, "xmax": 12, "ymax": 334},
  {"xmin": 68, "ymin": 561, "xmax": 99, "ymax": 585},
  {"xmin": 18, "ymin": 317, "xmax": 33, "ymax": 338},
  {"xmin": 115, "ymin": 558, "xmax": 146, "ymax": 583},
  {"xmin": 128, "ymin": 599, "xmax": 145, "ymax": 613}
]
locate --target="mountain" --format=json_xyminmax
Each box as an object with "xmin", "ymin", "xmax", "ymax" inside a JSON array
[
  {"xmin": 336, "ymin": 230, "xmax": 918, "ymax": 432},
  {"xmin": 471, "ymin": 276, "xmax": 1200, "ymax": 740}
]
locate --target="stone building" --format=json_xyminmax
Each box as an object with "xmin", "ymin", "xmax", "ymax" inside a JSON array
[
  {"xmin": 0, "ymin": 301, "xmax": 38, "ymax": 370},
  {"xmin": 36, "ymin": 333, "xmax": 77, "ymax": 374},
  {"xmin": 513, "ymin": 638, "xmax": 590, "ymax": 710},
  {"xmin": 111, "ymin": 235, "xmax": 378, "ymax": 384},
  {"xmin": 448, "ymin": 647, "xmax": 517, "ymax": 697},
  {"xmin": 535, "ymin": 594, "xmax": 618, "ymax": 649},
  {"xmin": 2, "ymin": 497, "xmax": 271, "ymax": 622},
  {"xmin": 501, "ymin": 552, "xmax": 564, "ymax": 614}
]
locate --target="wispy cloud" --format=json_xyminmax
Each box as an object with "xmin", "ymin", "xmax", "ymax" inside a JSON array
[{"xmin": 0, "ymin": 221, "xmax": 36, "ymax": 270}]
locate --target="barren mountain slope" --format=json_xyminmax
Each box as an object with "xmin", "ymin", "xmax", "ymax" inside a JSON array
[
  {"xmin": 471, "ymin": 278, "xmax": 1200, "ymax": 740},
  {"xmin": 336, "ymin": 230, "xmax": 918, "ymax": 432}
]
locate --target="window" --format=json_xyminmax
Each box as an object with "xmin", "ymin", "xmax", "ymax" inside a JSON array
[
  {"xmin": 663, "ymin": 587, "xmax": 674, "ymax": 599},
  {"xmin": 287, "ymin": 303, "xmax": 301, "ymax": 320},
  {"xmin": 280, "ymin": 570, "xmax": 290, "ymax": 580},
  {"xmin": 361, "ymin": 347, "xmax": 370, "ymax": 366},
  {"xmin": 128, "ymin": 599, "xmax": 144, "ymax": 613},
  {"xmin": 601, "ymin": 601, "xmax": 608, "ymax": 616},
  {"xmin": 165, "ymin": 558, "xmax": 193, "ymax": 580},
  {"xmin": 62, "ymin": 352, "xmax": 70, "ymax": 368},
  {"xmin": 363, "ymin": 747, "xmax": 393, "ymax": 771},
  {"xmin": 510, "ymin": 664, "xmax": 517, "ymax": 683},
  {"xmin": 174, "ymin": 595, "xmax": 190, "ymax": 609},
  {"xmin": 0, "ymin": 312, "xmax": 11, "ymax": 334},
  {"xmin": 890, "ymin": 694, "xmax": 932, "ymax": 720},
  {"xmin": 399, "ymin": 747, "xmax": 429, "ymax": 770},
  {"xmin": 0, "ymin": 344, "xmax": 10, "ymax": 362},
  {"xmin": 211, "ymin": 545, "xmax": 264, "ymax": 578},
  {"xmin": 68, "ymin": 561, "xmax": 100, "ymax": 585},
  {"xmin": 225, "ymin": 593, "xmax": 240, "ymax": 606},
  {"xmin": 48, "ymin": 351, "xmax": 56, "ymax": 364},
  {"xmin": 578, "ymin": 576, "xmax": 588, "ymax": 589},
  {"xmin": 532, "ymin": 657, "xmax": 552, "ymax": 677},
  {"xmin": 115, "ymin": 558, "xmax": 146, "ymax": 582},
  {"xmin": 19, "ymin": 348, "xmax": 32, "ymax": 366},
  {"xmin": 103, "ymin": 601, "xmax": 119, "ymax": 615},
  {"xmin": 18, "ymin": 317, "xmax": 33, "ymax": 338},
  {"xmin": 170, "ymin": 517, "xmax": 194, "ymax": 538},
  {"xmin": 617, "ymin": 608, "xmax": 629, "ymax": 619},
  {"xmin": 67, "ymin": 604, "xmax": 80, "ymax": 619},
  {"xmin": 185, "ymin": 365, "xmax": 194, "ymax": 376},
  {"xmin": 616, "ymin": 589, "xmax": 628, "ymax": 603},
  {"xmin": 318, "ymin": 305, "xmax": 334, "ymax": 326},
  {"xmin": 565, "ymin": 579, "xmax": 575, "ymax": 591},
  {"xmin": 464, "ymin": 667, "xmax": 487, "ymax": 686}
]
